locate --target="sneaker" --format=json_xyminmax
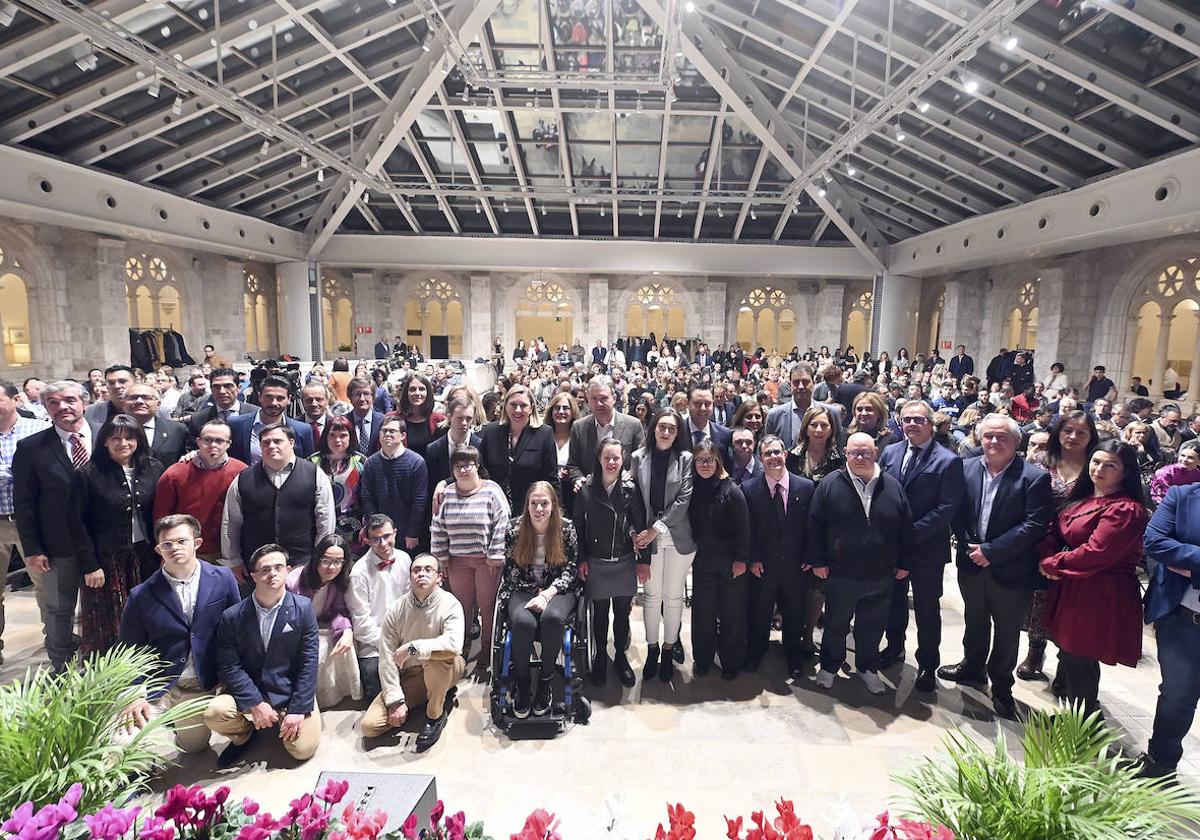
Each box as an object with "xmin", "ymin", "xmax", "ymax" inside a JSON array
[
  {"xmin": 512, "ymin": 678, "xmax": 532, "ymax": 719},
  {"xmin": 532, "ymin": 677, "xmax": 553, "ymax": 716},
  {"xmin": 857, "ymin": 670, "xmax": 886, "ymax": 695},
  {"xmin": 814, "ymin": 669, "xmax": 836, "ymax": 689}
]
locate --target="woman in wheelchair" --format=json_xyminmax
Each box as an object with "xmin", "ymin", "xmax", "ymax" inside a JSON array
[
  {"xmin": 575, "ymin": 437, "xmax": 645, "ymax": 688},
  {"xmin": 499, "ymin": 481, "xmax": 583, "ymax": 718}
]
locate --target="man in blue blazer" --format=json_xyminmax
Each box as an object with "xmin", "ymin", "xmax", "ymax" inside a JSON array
[
  {"xmin": 764, "ymin": 362, "xmax": 837, "ymax": 450},
  {"xmin": 877, "ymin": 400, "xmax": 965, "ymax": 692},
  {"xmin": 948, "ymin": 345, "xmax": 974, "ymax": 383},
  {"xmin": 743, "ymin": 434, "xmax": 815, "ymax": 675},
  {"xmin": 204, "ymin": 543, "xmax": 320, "ymax": 767},
  {"xmin": 1140, "ymin": 483, "xmax": 1200, "ymax": 777},
  {"xmin": 681, "ymin": 384, "xmax": 733, "ymax": 472},
  {"xmin": 939, "ymin": 415, "xmax": 1052, "ymax": 719},
  {"xmin": 119, "ymin": 513, "xmax": 241, "ymax": 754},
  {"xmin": 348, "ymin": 377, "xmax": 385, "ymax": 456},
  {"xmin": 226, "ymin": 375, "xmax": 314, "ymax": 465}
]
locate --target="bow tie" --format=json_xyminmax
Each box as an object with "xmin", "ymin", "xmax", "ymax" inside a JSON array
[{"xmin": 377, "ymin": 558, "xmax": 395, "ymax": 571}]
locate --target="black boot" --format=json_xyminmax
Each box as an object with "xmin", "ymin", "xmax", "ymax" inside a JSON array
[
  {"xmin": 659, "ymin": 644, "xmax": 675, "ymax": 682},
  {"xmin": 614, "ymin": 653, "xmax": 636, "ymax": 688},
  {"xmin": 643, "ymin": 644, "xmax": 660, "ymax": 680},
  {"xmin": 1017, "ymin": 639, "xmax": 1048, "ymax": 681},
  {"xmin": 512, "ymin": 676, "xmax": 532, "ymax": 719},
  {"xmin": 590, "ymin": 652, "xmax": 609, "ymax": 686},
  {"xmin": 533, "ymin": 675, "xmax": 553, "ymax": 716}
]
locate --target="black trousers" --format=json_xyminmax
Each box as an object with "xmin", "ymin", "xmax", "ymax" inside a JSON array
[
  {"xmin": 590, "ymin": 596, "xmax": 632, "ymax": 657},
  {"xmin": 746, "ymin": 564, "xmax": 808, "ymax": 668},
  {"xmin": 958, "ymin": 569, "xmax": 1032, "ymax": 697},
  {"xmin": 820, "ymin": 575, "xmax": 892, "ymax": 673},
  {"xmin": 1056, "ymin": 650, "xmax": 1101, "ymax": 715},
  {"xmin": 691, "ymin": 551, "xmax": 748, "ymax": 673},
  {"xmin": 508, "ymin": 589, "xmax": 577, "ymax": 679},
  {"xmin": 885, "ymin": 563, "xmax": 945, "ymax": 671}
]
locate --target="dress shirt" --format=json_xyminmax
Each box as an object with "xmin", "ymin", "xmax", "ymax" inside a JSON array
[
  {"xmin": 165, "ymin": 563, "xmax": 202, "ymax": 683},
  {"xmin": 249, "ymin": 412, "xmax": 268, "ymax": 464},
  {"xmin": 900, "ymin": 441, "xmax": 928, "ymax": 477},
  {"xmin": 0, "ymin": 416, "xmax": 48, "ymax": 514},
  {"xmin": 766, "ymin": 471, "xmax": 790, "ymax": 514},
  {"xmin": 687, "ymin": 419, "xmax": 712, "ymax": 446},
  {"xmin": 593, "ymin": 416, "xmax": 615, "ymax": 441},
  {"xmin": 848, "ymin": 465, "xmax": 881, "ymax": 519},
  {"xmin": 347, "ymin": 548, "xmax": 413, "ymax": 658},
  {"xmin": 253, "ymin": 593, "xmax": 285, "ymax": 650},
  {"xmin": 978, "ymin": 457, "xmax": 1015, "ymax": 539},
  {"xmin": 142, "ymin": 420, "xmax": 156, "ymax": 442},
  {"xmin": 221, "ymin": 457, "xmax": 336, "ymax": 566},
  {"xmin": 55, "ymin": 423, "xmax": 93, "ymax": 460}
]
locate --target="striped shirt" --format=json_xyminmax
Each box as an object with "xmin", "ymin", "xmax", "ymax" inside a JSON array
[
  {"xmin": 0, "ymin": 416, "xmax": 48, "ymax": 514},
  {"xmin": 430, "ymin": 480, "xmax": 510, "ymax": 561}
]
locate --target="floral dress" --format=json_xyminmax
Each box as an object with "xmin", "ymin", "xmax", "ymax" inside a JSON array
[{"xmin": 312, "ymin": 453, "xmax": 366, "ymax": 544}]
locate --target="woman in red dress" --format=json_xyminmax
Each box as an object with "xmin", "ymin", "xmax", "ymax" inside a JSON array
[{"xmin": 1038, "ymin": 439, "xmax": 1150, "ymax": 715}]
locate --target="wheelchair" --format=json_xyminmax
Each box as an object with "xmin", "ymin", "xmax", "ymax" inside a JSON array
[{"xmin": 488, "ymin": 591, "xmax": 593, "ymax": 737}]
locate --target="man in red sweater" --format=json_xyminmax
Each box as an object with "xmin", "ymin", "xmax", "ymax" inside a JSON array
[{"xmin": 153, "ymin": 419, "xmax": 246, "ymax": 562}]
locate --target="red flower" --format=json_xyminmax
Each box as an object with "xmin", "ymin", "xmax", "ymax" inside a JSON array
[
  {"xmin": 400, "ymin": 813, "xmax": 418, "ymax": 840},
  {"xmin": 316, "ymin": 779, "xmax": 350, "ymax": 807},
  {"xmin": 512, "ymin": 808, "xmax": 560, "ymax": 840},
  {"xmin": 242, "ymin": 799, "xmax": 260, "ymax": 817},
  {"xmin": 430, "ymin": 800, "xmax": 446, "ymax": 828},
  {"xmin": 725, "ymin": 816, "xmax": 743, "ymax": 840}
]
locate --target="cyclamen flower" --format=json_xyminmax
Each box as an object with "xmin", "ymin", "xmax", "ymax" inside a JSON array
[
  {"xmin": 444, "ymin": 811, "xmax": 467, "ymax": 840},
  {"xmin": 84, "ymin": 802, "xmax": 142, "ymax": 839},
  {"xmin": 315, "ymin": 779, "xmax": 350, "ymax": 807},
  {"xmin": 400, "ymin": 813, "xmax": 418, "ymax": 840},
  {"xmin": 512, "ymin": 808, "xmax": 560, "ymax": 840},
  {"xmin": 2, "ymin": 787, "xmax": 84, "ymax": 840},
  {"xmin": 430, "ymin": 800, "xmax": 446, "ymax": 828},
  {"xmin": 235, "ymin": 811, "xmax": 285, "ymax": 840},
  {"xmin": 299, "ymin": 811, "xmax": 331, "ymax": 840},
  {"xmin": 138, "ymin": 815, "xmax": 176, "ymax": 840}
]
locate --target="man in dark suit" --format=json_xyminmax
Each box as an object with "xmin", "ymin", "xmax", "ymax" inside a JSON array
[
  {"xmin": 877, "ymin": 400, "xmax": 965, "ymax": 691},
  {"xmin": 348, "ymin": 377, "xmax": 385, "ymax": 456},
  {"xmin": 566, "ymin": 375, "xmax": 646, "ymax": 491},
  {"xmin": 13, "ymin": 380, "xmax": 93, "ymax": 672},
  {"xmin": 424, "ymin": 395, "xmax": 481, "ymax": 514},
  {"xmin": 985, "ymin": 349, "xmax": 1009, "ymax": 390},
  {"xmin": 119, "ymin": 513, "xmax": 241, "ymax": 754},
  {"xmin": 122, "ymin": 382, "xmax": 191, "ymax": 465},
  {"xmin": 1008, "ymin": 352, "xmax": 1034, "ymax": 395},
  {"xmin": 227, "ymin": 375, "xmax": 314, "ymax": 465},
  {"xmin": 810, "ymin": 432, "xmax": 915, "ymax": 695},
  {"xmin": 948, "ymin": 345, "xmax": 974, "ymax": 383},
  {"xmin": 682, "ymin": 384, "xmax": 733, "ymax": 471},
  {"xmin": 204, "ymin": 543, "xmax": 320, "ymax": 767},
  {"xmin": 728, "ymin": 426, "xmax": 761, "ymax": 487},
  {"xmin": 743, "ymin": 434, "xmax": 815, "ymax": 675},
  {"xmin": 765, "ymin": 363, "xmax": 835, "ymax": 450},
  {"xmin": 299, "ymin": 381, "xmax": 334, "ymax": 444},
  {"xmin": 939, "ymin": 414, "xmax": 1053, "ymax": 719},
  {"xmin": 374, "ymin": 338, "xmax": 390, "ymax": 360},
  {"xmin": 711, "ymin": 382, "xmax": 738, "ymax": 426},
  {"xmin": 84, "ymin": 364, "xmax": 134, "ymax": 427},
  {"xmin": 591, "ymin": 340, "xmax": 608, "ymax": 369},
  {"xmin": 187, "ymin": 367, "xmax": 255, "ymax": 438},
  {"xmin": 695, "ymin": 343, "xmax": 712, "ymax": 369}
]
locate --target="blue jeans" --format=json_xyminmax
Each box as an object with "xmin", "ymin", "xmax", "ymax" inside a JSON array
[{"xmin": 1148, "ymin": 607, "xmax": 1200, "ymax": 768}]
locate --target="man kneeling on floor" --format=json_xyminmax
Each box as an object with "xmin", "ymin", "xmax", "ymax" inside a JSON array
[
  {"xmin": 360, "ymin": 553, "xmax": 465, "ymax": 752},
  {"xmin": 205, "ymin": 543, "xmax": 321, "ymax": 766}
]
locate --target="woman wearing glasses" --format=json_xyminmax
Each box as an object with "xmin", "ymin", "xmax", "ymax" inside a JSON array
[
  {"xmin": 430, "ymin": 446, "xmax": 511, "ymax": 665},
  {"xmin": 286, "ymin": 534, "xmax": 360, "ymax": 707},
  {"xmin": 544, "ymin": 392, "xmax": 581, "ymax": 516}
]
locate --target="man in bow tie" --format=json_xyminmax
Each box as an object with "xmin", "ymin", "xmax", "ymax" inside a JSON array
[{"xmin": 347, "ymin": 514, "xmax": 413, "ymax": 701}]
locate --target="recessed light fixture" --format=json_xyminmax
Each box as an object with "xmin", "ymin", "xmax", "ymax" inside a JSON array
[
  {"xmin": 684, "ymin": 0, "xmax": 695, "ymax": 11},
  {"xmin": 963, "ymin": 78, "xmax": 979, "ymax": 94},
  {"xmin": 846, "ymin": 164, "xmax": 857, "ymax": 177},
  {"xmin": 916, "ymin": 100, "xmax": 930, "ymax": 113},
  {"xmin": 317, "ymin": 168, "xmax": 324, "ymax": 183},
  {"xmin": 1003, "ymin": 35, "xmax": 1018, "ymax": 51}
]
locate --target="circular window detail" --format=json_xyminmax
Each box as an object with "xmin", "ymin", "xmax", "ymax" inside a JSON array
[{"xmin": 1153, "ymin": 178, "xmax": 1180, "ymax": 207}]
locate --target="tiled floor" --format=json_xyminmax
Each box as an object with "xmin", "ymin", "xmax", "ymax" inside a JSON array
[{"xmin": 3, "ymin": 571, "xmax": 1197, "ymax": 838}]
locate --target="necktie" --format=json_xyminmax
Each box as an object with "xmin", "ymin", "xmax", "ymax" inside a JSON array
[
  {"xmin": 902, "ymin": 444, "xmax": 921, "ymax": 480},
  {"xmin": 311, "ymin": 421, "xmax": 321, "ymax": 444},
  {"xmin": 359, "ymin": 419, "xmax": 370, "ymax": 452},
  {"xmin": 692, "ymin": 429, "xmax": 703, "ymax": 446},
  {"xmin": 69, "ymin": 432, "xmax": 89, "ymax": 470},
  {"xmin": 772, "ymin": 482, "xmax": 785, "ymax": 522}
]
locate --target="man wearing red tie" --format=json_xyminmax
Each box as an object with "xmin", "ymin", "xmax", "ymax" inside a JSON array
[{"xmin": 346, "ymin": 514, "xmax": 413, "ymax": 701}]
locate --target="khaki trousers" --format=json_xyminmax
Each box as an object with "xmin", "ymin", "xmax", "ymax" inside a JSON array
[
  {"xmin": 203, "ymin": 694, "xmax": 321, "ymax": 761},
  {"xmin": 115, "ymin": 683, "xmax": 214, "ymax": 755},
  {"xmin": 360, "ymin": 653, "xmax": 466, "ymax": 737}
]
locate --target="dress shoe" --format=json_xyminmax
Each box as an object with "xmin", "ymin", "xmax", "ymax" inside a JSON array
[
  {"xmin": 217, "ymin": 731, "xmax": 256, "ymax": 769},
  {"xmin": 614, "ymin": 654, "xmax": 636, "ymax": 688},
  {"xmin": 643, "ymin": 645, "xmax": 660, "ymax": 680},
  {"xmin": 877, "ymin": 647, "xmax": 905, "ymax": 669},
  {"xmin": 414, "ymin": 713, "xmax": 448, "ymax": 753},
  {"xmin": 914, "ymin": 668, "xmax": 937, "ymax": 693},
  {"xmin": 659, "ymin": 645, "xmax": 675, "ymax": 682},
  {"xmin": 590, "ymin": 654, "xmax": 608, "ymax": 686},
  {"xmin": 814, "ymin": 669, "xmax": 836, "ymax": 689},
  {"xmin": 672, "ymin": 644, "xmax": 685, "ymax": 664},
  {"xmin": 992, "ymin": 693, "xmax": 1017, "ymax": 720},
  {"xmin": 532, "ymin": 677, "xmax": 553, "ymax": 716},
  {"xmin": 936, "ymin": 661, "xmax": 987, "ymax": 685},
  {"xmin": 694, "ymin": 662, "xmax": 712, "ymax": 677},
  {"xmin": 1134, "ymin": 753, "xmax": 1177, "ymax": 780},
  {"xmin": 857, "ymin": 670, "xmax": 886, "ymax": 695},
  {"xmin": 720, "ymin": 668, "xmax": 738, "ymax": 681}
]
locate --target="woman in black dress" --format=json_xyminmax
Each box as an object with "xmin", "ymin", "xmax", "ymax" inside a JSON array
[{"xmin": 478, "ymin": 383, "xmax": 560, "ymax": 510}]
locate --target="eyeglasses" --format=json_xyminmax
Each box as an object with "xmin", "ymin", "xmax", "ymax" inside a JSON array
[
  {"xmin": 318, "ymin": 556, "xmax": 345, "ymax": 568},
  {"xmin": 846, "ymin": 450, "xmax": 875, "ymax": 459},
  {"xmin": 199, "ymin": 436, "xmax": 231, "ymax": 445},
  {"xmin": 453, "ymin": 462, "xmax": 478, "ymax": 472},
  {"xmin": 367, "ymin": 533, "xmax": 396, "ymax": 544},
  {"xmin": 761, "ymin": 449, "xmax": 785, "ymax": 459},
  {"xmin": 695, "ymin": 458, "xmax": 718, "ymax": 467},
  {"xmin": 901, "ymin": 416, "xmax": 930, "ymax": 425},
  {"xmin": 379, "ymin": 428, "xmax": 403, "ymax": 436},
  {"xmin": 253, "ymin": 564, "xmax": 287, "ymax": 577},
  {"xmin": 156, "ymin": 537, "xmax": 193, "ymax": 551},
  {"xmin": 125, "ymin": 394, "xmax": 156, "ymax": 402}
]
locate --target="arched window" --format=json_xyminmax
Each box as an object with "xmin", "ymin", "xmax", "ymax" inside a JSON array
[
  {"xmin": 321, "ymin": 274, "xmax": 354, "ymax": 355},
  {"xmin": 244, "ymin": 270, "xmax": 272, "ymax": 354},
  {"xmin": 1129, "ymin": 258, "xmax": 1200, "ymax": 398},
  {"xmin": 625, "ymin": 284, "xmax": 685, "ymax": 338},
  {"xmin": 404, "ymin": 279, "xmax": 464, "ymax": 358},
  {"xmin": 844, "ymin": 290, "xmax": 873, "ymax": 355},
  {"xmin": 1005, "ymin": 280, "xmax": 1039, "ymax": 351},
  {"xmin": 0, "ymin": 243, "xmax": 32, "ymax": 366},
  {"xmin": 125, "ymin": 253, "xmax": 185, "ymax": 330},
  {"xmin": 515, "ymin": 281, "xmax": 574, "ymax": 350},
  {"xmin": 735, "ymin": 286, "xmax": 795, "ymax": 352}
]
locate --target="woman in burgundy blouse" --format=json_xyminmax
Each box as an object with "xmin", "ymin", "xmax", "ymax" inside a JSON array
[{"xmin": 1038, "ymin": 439, "xmax": 1150, "ymax": 715}]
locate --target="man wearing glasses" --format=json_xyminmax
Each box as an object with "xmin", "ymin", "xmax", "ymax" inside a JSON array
[
  {"xmin": 360, "ymin": 413, "xmax": 428, "ymax": 553},
  {"xmin": 153, "ymin": 419, "xmax": 246, "ymax": 564},
  {"xmin": 348, "ymin": 514, "xmax": 414, "ymax": 700},
  {"xmin": 222, "ymin": 423, "xmax": 334, "ymax": 582},
  {"xmin": 118, "ymin": 514, "xmax": 241, "ymax": 754},
  {"xmin": 876, "ymin": 400, "xmax": 965, "ymax": 693},
  {"xmin": 206, "ymin": 543, "xmax": 321, "ymax": 768},
  {"xmin": 122, "ymin": 382, "xmax": 192, "ymax": 466}
]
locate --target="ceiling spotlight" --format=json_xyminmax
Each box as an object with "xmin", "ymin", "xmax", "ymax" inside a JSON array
[
  {"xmin": 171, "ymin": 95, "xmax": 183, "ymax": 115},
  {"xmin": 503, "ymin": 200, "xmax": 510, "ymax": 213},
  {"xmin": 146, "ymin": 72, "xmax": 161, "ymax": 98},
  {"xmin": 895, "ymin": 126, "xmax": 906, "ymax": 142},
  {"xmin": 74, "ymin": 49, "xmax": 99, "ymax": 72},
  {"xmin": 717, "ymin": 205, "xmax": 724, "ymax": 218},
  {"xmin": 750, "ymin": 207, "xmax": 757, "ymax": 221},
  {"xmin": 260, "ymin": 139, "xmax": 270, "ymax": 155},
  {"xmin": 817, "ymin": 187, "xmax": 826, "ymax": 197},
  {"xmin": 475, "ymin": 201, "xmax": 481, "ymax": 214},
  {"xmin": 361, "ymin": 191, "xmax": 369, "ymax": 204},
  {"xmin": 0, "ymin": 2, "xmax": 18, "ymax": 26},
  {"xmin": 638, "ymin": 203, "xmax": 644, "ymax": 216},
  {"xmin": 1003, "ymin": 35, "xmax": 1018, "ymax": 51},
  {"xmin": 845, "ymin": 164, "xmax": 856, "ymax": 177},
  {"xmin": 963, "ymin": 78, "xmax": 979, "ymax": 94},
  {"xmin": 317, "ymin": 168, "xmax": 324, "ymax": 183},
  {"xmin": 540, "ymin": 204, "xmax": 547, "ymax": 216},
  {"xmin": 676, "ymin": 205, "xmax": 683, "ymax": 218},
  {"xmin": 684, "ymin": 0, "xmax": 695, "ymax": 11},
  {"xmin": 600, "ymin": 204, "xmax": 606, "ymax": 217},
  {"xmin": 300, "ymin": 154, "xmax": 308, "ymax": 168},
  {"xmin": 916, "ymin": 99, "xmax": 930, "ymax": 113},
  {"xmin": 421, "ymin": 37, "xmax": 432, "ymax": 52},
  {"xmin": 461, "ymin": 86, "xmax": 470, "ymax": 103},
  {"xmin": 822, "ymin": 172, "xmax": 833, "ymax": 184}
]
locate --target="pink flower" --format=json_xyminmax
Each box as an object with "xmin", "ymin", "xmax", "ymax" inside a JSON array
[
  {"xmin": 84, "ymin": 802, "xmax": 141, "ymax": 839},
  {"xmin": 138, "ymin": 815, "xmax": 176, "ymax": 840},
  {"xmin": 512, "ymin": 809, "xmax": 560, "ymax": 840},
  {"xmin": 155, "ymin": 786, "xmax": 194, "ymax": 825},
  {"xmin": 288, "ymin": 794, "xmax": 315, "ymax": 821},
  {"xmin": 300, "ymin": 811, "xmax": 331, "ymax": 840},
  {"xmin": 242, "ymin": 799, "xmax": 260, "ymax": 817},
  {"xmin": 430, "ymin": 800, "xmax": 446, "ymax": 828},
  {"xmin": 400, "ymin": 812, "xmax": 418, "ymax": 840},
  {"xmin": 445, "ymin": 811, "xmax": 467, "ymax": 840},
  {"xmin": 725, "ymin": 815, "xmax": 743, "ymax": 840},
  {"xmin": 62, "ymin": 784, "xmax": 84, "ymax": 813},
  {"xmin": 235, "ymin": 811, "xmax": 285, "ymax": 840},
  {"xmin": 2, "ymin": 801, "xmax": 35, "ymax": 835},
  {"xmin": 315, "ymin": 779, "xmax": 350, "ymax": 807}
]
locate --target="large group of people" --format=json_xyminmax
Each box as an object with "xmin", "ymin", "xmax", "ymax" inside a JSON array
[{"xmin": 1, "ymin": 335, "xmax": 1199, "ymax": 778}]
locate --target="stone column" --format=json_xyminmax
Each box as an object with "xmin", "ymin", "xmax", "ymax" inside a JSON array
[
  {"xmin": 277, "ymin": 261, "xmax": 318, "ymax": 361},
  {"xmin": 93, "ymin": 236, "xmax": 134, "ymax": 369},
  {"xmin": 1151, "ymin": 311, "xmax": 1175, "ymax": 400},
  {"xmin": 469, "ymin": 274, "xmax": 493, "ymax": 360},
  {"xmin": 587, "ymin": 277, "xmax": 609, "ymax": 345},
  {"xmin": 873, "ymin": 273, "xmax": 920, "ymax": 355},
  {"xmin": 703, "ymin": 280, "xmax": 726, "ymax": 348},
  {"xmin": 351, "ymin": 270, "xmax": 375, "ymax": 359},
  {"xmin": 810, "ymin": 282, "xmax": 844, "ymax": 353}
]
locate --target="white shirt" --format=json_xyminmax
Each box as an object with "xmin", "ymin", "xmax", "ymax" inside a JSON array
[
  {"xmin": 164, "ymin": 564, "xmax": 201, "ymax": 684},
  {"xmin": 848, "ymin": 465, "xmax": 881, "ymax": 519},
  {"xmin": 347, "ymin": 548, "xmax": 413, "ymax": 658},
  {"xmin": 55, "ymin": 424, "xmax": 92, "ymax": 460},
  {"xmin": 979, "ymin": 458, "xmax": 1015, "ymax": 539},
  {"xmin": 254, "ymin": 593, "xmax": 285, "ymax": 650}
]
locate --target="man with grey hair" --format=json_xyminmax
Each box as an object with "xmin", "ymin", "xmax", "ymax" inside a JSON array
[
  {"xmin": 566, "ymin": 374, "xmax": 646, "ymax": 491},
  {"xmin": 939, "ymin": 413, "xmax": 1052, "ymax": 719},
  {"xmin": 13, "ymin": 379, "xmax": 93, "ymax": 672}
]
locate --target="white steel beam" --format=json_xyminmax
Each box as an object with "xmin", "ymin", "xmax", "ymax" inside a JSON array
[
  {"xmin": 435, "ymin": 88, "xmax": 500, "ymax": 235},
  {"xmin": 0, "ymin": 0, "xmax": 140, "ymax": 80},
  {"xmin": 479, "ymin": 27, "xmax": 542, "ymax": 235},
  {"xmin": 535, "ymin": 0, "xmax": 577, "ymax": 236},
  {"xmin": 1102, "ymin": 0, "xmax": 1200, "ymax": 58}
]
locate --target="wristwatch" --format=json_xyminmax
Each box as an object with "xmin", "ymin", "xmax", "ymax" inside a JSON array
[{"xmin": 408, "ymin": 643, "xmax": 419, "ymax": 657}]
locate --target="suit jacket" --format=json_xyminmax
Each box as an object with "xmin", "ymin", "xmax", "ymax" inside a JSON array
[
  {"xmin": 227, "ymin": 413, "xmax": 315, "ymax": 464},
  {"xmin": 477, "ymin": 421, "xmax": 560, "ymax": 509},
  {"xmin": 878, "ymin": 439, "xmax": 964, "ymax": 565},
  {"xmin": 424, "ymin": 432, "xmax": 483, "ymax": 509},
  {"xmin": 143, "ymin": 417, "xmax": 192, "ymax": 466},
  {"xmin": 953, "ymin": 456, "xmax": 1053, "ymax": 590},
  {"xmin": 216, "ymin": 590, "xmax": 319, "ymax": 714},
  {"xmin": 565, "ymin": 412, "xmax": 647, "ymax": 488},
  {"xmin": 349, "ymin": 409, "xmax": 385, "ymax": 456},
  {"xmin": 120, "ymin": 561, "xmax": 242, "ymax": 694},
  {"xmin": 681, "ymin": 417, "xmax": 734, "ymax": 472},
  {"xmin": 711, "ymin": 399, "xmax": 738, "ymax": 427},
  {"xmin": 630, "ymin": 447, "xmax": 695, "ymax": 554},
  {"xmin": 84, "ymin": 400, "xmax": 173, "ymax": 430},
  {"xmin": 948, "ymin": 354, "xmax": 974, "ymax": 380},
  {"xmin": 764, "ymin": 399, "xmax": 838, "ymax": 450},
  {"xmin": 592, "ymin": 346, "xmax": 608, "ymax": 365},
  {"xmin": 742, "ymin": 471, "xmax": 814, "ymax": 576},
  {"xmin": 374, "ymin": 340, "xmax": 389, "ymax": 360},
  {"xmin": 1145, "ymin": 483, "xmax": 1200, "ymax": 623},
  {"xmin": 187, "ymin": 402, "xmax": 256, "ymax": 438},
  {"xmin": 13, "ymin": 426, "xmax": 90, "ymax": 559}
]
